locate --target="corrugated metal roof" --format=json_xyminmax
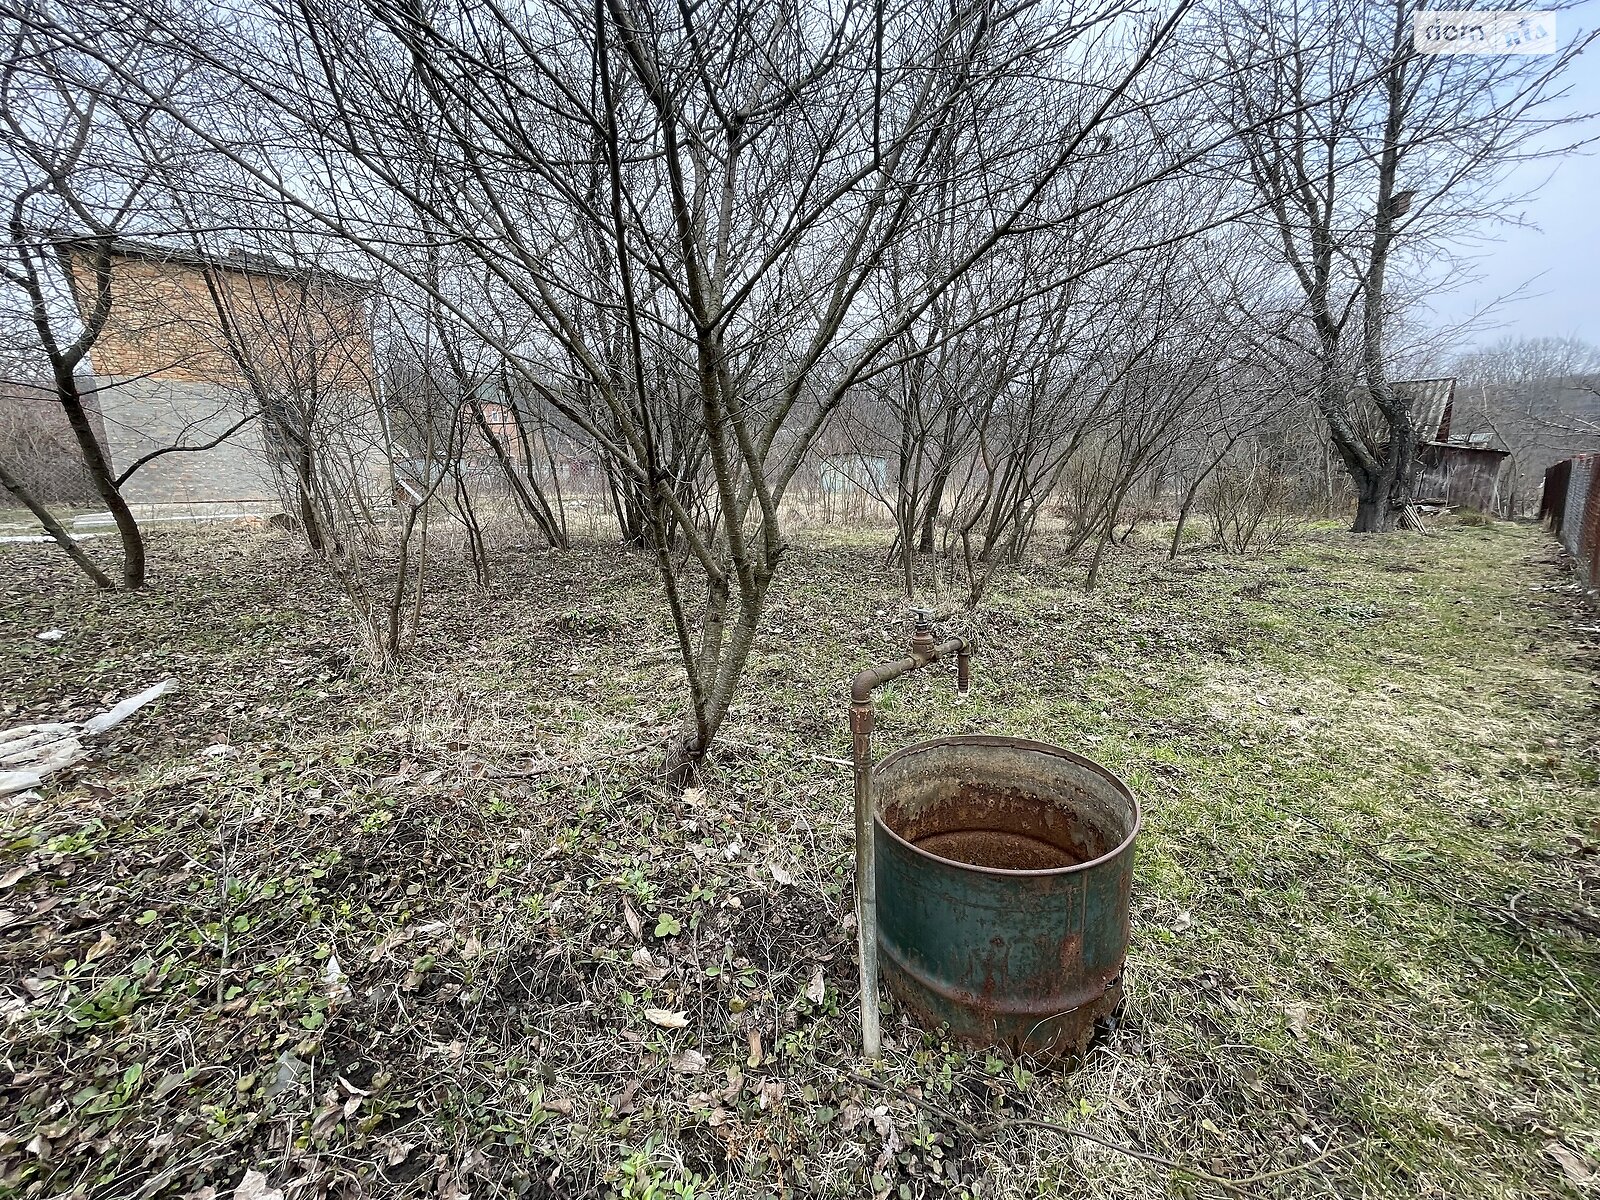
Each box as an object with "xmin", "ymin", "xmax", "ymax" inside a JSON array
[{"xmin": 1393, "ymin": 378, "xmax": 1456, "ymax": 442}]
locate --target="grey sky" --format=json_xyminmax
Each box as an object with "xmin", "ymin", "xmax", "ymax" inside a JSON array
[{"xmin": 1425, "ymin": 39, "xmax": 1599, "ymax": 351}]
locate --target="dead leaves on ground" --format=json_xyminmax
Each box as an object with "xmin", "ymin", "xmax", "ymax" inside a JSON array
[
  {"xmin": 669, "ymin": 1049, "xmax": 708, "ymax": 1075},
  {"xmin": 644, "ymin": 1008, "xmax": 689, "ymax": 1029},
  {"xmin": 1544, "ymin": 1141, "xmax": 1597, "ymax": 1186},
  {"xmin": 233, "ymin": 1168, "xmax": 285, "ymax": 1200},
  {"xmin": 805, "ymin": 964, "xmax": 826, "ymax": 1006}
]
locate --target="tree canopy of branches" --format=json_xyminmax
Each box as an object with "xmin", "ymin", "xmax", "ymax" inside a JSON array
[
  {"xmin": 97, "ymin": 0, "xmax": 1239, "ymax": 772},
  {"xmin": 1, "ymin": 0, "xmax": 1589, "ymax": 767}
]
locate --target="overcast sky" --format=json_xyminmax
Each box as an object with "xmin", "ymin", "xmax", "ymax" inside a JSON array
[{"xmin": 1424, "ymin": 38, "xmax": 1599, "ymax": 351}]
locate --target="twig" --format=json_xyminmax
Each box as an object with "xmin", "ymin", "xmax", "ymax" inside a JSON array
[
  {"xmin": 1508, "ymin": 892, "xmax": 1600, "ymax": 1020},
  {"xmin": 113, "ymin": 412, "xmax": 259, "ymax": 487},
  {"xmin": 842, "ymin": 1069, "xmax": 1334, "ymax": 1198}
]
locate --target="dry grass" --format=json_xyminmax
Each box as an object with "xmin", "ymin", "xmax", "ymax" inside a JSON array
[{"xmin": 0, "ymin": 516, "xmax": 1596, "ymax": 1200}]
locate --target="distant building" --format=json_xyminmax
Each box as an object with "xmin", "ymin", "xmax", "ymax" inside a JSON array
[
  {"xmin": 1417, "ymin": 440, "xmax": 1512, "ymax": 512},
  {"xmin": 819, "ymin": 454, "xmax": 889, "ymax": 496},
  {"xmin": 1399, "ymin": 377, "xmax": 1512, "ymax": 513},
  {"xmin": 63, "ymin": 238, "xmax": 385, "ymax": 511}
]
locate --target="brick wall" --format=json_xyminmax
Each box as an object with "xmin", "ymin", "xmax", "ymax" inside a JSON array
[
  {"xmin": 62, "ymin": 245, "xmax": 385, "ymax": 508},
  {"xmin": 1549, "ymin": 453, "xmax": 1598, "ymax": 593},
  {"xmin": 1581, "ymin": 458, "xmax": 1600, "ymax": 590},
  {"xmin": 70, "ymin": 249, "xmax": 374, "ymax": 387}
]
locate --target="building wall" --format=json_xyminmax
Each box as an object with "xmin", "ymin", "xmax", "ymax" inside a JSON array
[
  {"xmin": 66, "ymin": 247, "xmax": 384, "ymax": 509},
  {"xmin": 71, "ymin": 250, "xmax": 374, "ymax": 387},
  {"xmin": 86, "ymin": 375, "xmax": 282, "ymax": 508},
  {"xmin": 1418, "ymin": 444, "xmax": 1510, "ymax": 513},
  {"xmin": 1583, "ymin": 461, "xmax": 1600, "ymax": 590}
]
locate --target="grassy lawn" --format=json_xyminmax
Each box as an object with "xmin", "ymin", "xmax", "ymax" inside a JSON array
[{"xmin": 1, "ymin": 519, "xmax": 1596, "ymax": 1199}]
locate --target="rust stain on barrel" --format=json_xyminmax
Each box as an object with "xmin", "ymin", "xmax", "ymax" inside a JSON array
[{"xmin": 872, "ymin": 735, "xmax": 1139, "ymax": 1062}]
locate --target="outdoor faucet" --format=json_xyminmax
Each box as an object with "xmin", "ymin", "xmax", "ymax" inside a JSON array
[{"xmin": 848, "ymin": 611, "xmax": 972, "ymax": 1058}]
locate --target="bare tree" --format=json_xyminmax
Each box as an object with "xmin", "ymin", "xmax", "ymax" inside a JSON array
[
  {"xmin": 1201, "ymin": 438, "xmax": 1301, "ymax": 553},
  {"xmin": 130, "ymin": 0, "xmax": 1216, "ymax": 773},
  {"xmin": 1213, "ymin": 0, "xmax": 1592, "ymax": 531},
  {"xmin": 0, "ymin": 23, "xmax": 157, "ymax": 587},
  {"xmin": 1451, "ymin": 336, "xmax": 1600, "ymax": 513},
  {"xmin": 0, "ymin": 13, "xmax": 263, "ymax": 587}
]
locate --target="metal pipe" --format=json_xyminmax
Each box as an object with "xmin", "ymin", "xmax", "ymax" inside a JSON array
[{"xmin": 849, "ymin": 615, "xmax": 971, "ymax": 1058}]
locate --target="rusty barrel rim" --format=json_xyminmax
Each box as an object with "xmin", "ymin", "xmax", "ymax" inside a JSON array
[{"xmin": 871, "ymin": 733, "xmax": 1141, "ymax": 878}]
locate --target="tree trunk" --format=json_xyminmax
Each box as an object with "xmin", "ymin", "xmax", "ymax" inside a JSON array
[
  {"xmin": 1349, "ymin": 7, "xmax": 1412, "ymax": 536},
  {"xmin": 55, "ymin": 373, "xmax": 145, "ymax": 588},
  {"xmin": 1084, "ymin": 525, "xmax": 1112, "ymax": 590},
  {"xmin": 295, "ymin": 446, "xmax": 324, "ymax": 553},
  {"xmin": 1352, "ymin": 472, "xmax": 1396, "ymax": 532},
  {"xmin": 0, "ymin": 461, "xmax": 116, "ymax": 589},
  {"xmin": 916, "ymin": 465, "xmax": 949, "ymax": 553},
  {"xmin": 662, "ymin": 575, "xmax": 769, "ymax": 786}
]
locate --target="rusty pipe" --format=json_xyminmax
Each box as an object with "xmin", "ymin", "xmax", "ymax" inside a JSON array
[
  {"xmin": 849, "ymin": 635, "xmax": 968, "ymax": 705},
  {"xmin": 850, "ymin": 624, "xmax": 971, "ymax": 1058}
]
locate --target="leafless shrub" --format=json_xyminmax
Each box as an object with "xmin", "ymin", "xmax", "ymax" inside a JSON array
[{"xmin": 1201, "ymin": 451, "xmax": 1301, "ymax": 554}]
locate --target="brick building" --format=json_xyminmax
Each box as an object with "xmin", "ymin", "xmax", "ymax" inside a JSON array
[{"xmin": 65, "ymin": 238, "xmax": 386, "ymax": 510}]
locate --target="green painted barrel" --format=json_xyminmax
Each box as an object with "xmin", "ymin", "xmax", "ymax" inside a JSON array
[{"xmin": 872, "ymin": 735, "xmax": 1139, "ymax": 1060}]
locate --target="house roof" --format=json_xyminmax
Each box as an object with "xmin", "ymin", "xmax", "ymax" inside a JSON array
[
  {"xmin": 1393, "ymin": 378, "xmax": 1456, "ymax": 442},
  {"xmin": 1424, "ymin": 441, "xmax": 1510, "ymax": 459},
  {"xmin": 56, "ymin": 234, "xmax": 372, "ymax": 293}
]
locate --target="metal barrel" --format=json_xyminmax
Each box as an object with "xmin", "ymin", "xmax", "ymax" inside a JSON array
[{"xmin": 872, "ymin": 735, "xmax": 1139, "ymax": 1061}]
